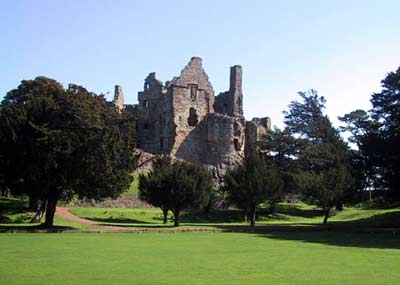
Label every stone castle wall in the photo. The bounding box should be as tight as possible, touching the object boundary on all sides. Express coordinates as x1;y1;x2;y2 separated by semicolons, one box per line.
109;57;270;176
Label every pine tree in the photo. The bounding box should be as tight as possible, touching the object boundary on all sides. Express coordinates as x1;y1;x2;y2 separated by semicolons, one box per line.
284;90;351;224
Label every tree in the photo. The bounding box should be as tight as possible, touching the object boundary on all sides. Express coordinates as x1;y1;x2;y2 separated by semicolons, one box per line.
0;77;137;226
262;127;300;206
369;67;400;199
139;157;213;227
339;67;400;201
283;90;352;224
138;156;173;224
339;110;379;201
222;156;284;226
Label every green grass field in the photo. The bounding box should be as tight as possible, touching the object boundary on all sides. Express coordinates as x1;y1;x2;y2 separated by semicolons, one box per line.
0;232;399;284
68;203;400;228
1;197;400;284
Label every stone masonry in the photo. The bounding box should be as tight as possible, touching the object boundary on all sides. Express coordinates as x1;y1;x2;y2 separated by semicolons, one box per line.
109;57;270;178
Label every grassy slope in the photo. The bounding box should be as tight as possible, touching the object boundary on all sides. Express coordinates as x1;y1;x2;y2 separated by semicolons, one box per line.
0;232;399;285
2;195;400;230
68;203;400;228
0;197;95;230
124;172;141;196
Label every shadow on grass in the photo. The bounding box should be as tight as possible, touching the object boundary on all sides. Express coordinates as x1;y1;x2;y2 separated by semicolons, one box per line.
0;197;29;215
275;204;323;218
98;223;175;228
0;224;75;233
329;211;400;228
254;227;400;250
83;217;155;224
180;209;248;223
210;210;400;250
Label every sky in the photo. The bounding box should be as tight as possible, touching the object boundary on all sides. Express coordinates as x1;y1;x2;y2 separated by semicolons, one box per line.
1;0;399;129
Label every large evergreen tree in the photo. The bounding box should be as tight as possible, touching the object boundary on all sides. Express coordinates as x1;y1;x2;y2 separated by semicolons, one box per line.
340;67;400;200
222;156;284;226
283;90;352;224
369;67;400;199
0;77;137;226
139;157;213;227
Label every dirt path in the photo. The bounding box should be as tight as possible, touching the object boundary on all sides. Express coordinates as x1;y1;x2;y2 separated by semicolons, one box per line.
55;207;133;231
55;207;99;225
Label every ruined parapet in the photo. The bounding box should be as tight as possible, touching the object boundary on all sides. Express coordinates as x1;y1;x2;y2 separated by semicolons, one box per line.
138;72;165;107
244;117;271;159
230;65;243;116
214;65;243;117
174;112;245;175
205;113;245;163
131;57;271;184
136;72;172;154
168;57;216;156
113;85;124;112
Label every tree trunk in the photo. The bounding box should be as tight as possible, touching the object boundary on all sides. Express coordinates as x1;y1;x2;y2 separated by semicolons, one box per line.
44;194;58;227
1;187;9;197
335;203;343;211
323;208;330;225
250;206;256;227
173;208;180;227
269;202;276;214
29;195;40;211
244;210;248;222
30;200;46;223
162;208;168;224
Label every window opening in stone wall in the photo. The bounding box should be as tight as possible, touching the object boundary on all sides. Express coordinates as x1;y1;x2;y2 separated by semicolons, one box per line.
160;138;163;151
143;100;149;108
188;108;198;126
189;84;198;101
144;123;149;130
234;138;240;151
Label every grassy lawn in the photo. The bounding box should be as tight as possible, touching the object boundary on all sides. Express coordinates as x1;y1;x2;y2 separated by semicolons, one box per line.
125;172;141;196
0;197;95;230
68;203;400;228
1;197;400;284
0;232;399;284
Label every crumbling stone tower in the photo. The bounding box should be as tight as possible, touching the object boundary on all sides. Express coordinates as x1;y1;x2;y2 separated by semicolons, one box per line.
113;85;124;112
110;57;270;175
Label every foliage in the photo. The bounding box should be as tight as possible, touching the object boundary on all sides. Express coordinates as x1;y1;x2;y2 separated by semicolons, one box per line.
0;77;137;226
369;67;400;199
222;157;284;226
263;127;300;199
340;67;400;200
139;156;213;226
283;90;352;224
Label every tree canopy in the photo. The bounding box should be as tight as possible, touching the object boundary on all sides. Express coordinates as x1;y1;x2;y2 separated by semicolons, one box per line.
282;90;352;224
0;77;137;226
222;156;284;226
139;157;213;226
340;67;400;200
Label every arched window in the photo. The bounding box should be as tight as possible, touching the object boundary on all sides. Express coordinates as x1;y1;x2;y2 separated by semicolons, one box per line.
189;84;198;101
188;108;198;126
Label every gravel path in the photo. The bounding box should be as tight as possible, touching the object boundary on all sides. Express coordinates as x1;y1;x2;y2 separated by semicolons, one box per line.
55;207;99;225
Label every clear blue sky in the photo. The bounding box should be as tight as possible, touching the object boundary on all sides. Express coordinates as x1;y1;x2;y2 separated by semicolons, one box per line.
1;0;399;128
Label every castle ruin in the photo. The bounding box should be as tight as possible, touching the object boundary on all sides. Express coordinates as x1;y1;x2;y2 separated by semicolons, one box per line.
111;57;270;177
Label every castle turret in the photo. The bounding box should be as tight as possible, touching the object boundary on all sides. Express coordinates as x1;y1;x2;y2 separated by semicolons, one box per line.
230;65;243;116
113;85;124;111
214;65;243;117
